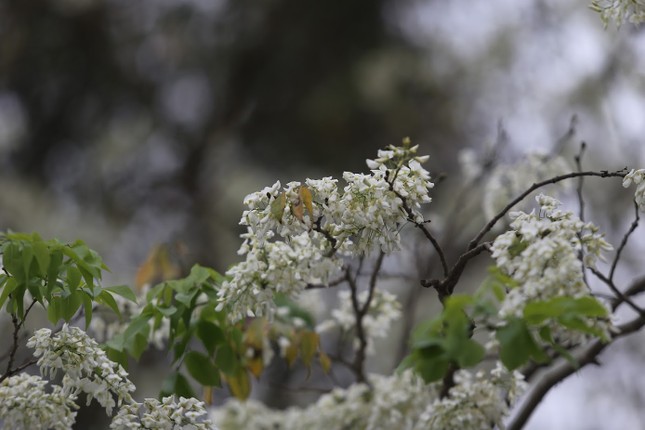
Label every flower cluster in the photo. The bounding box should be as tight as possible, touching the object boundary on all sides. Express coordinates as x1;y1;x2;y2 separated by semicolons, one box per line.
212;365;524;430
591;0;645;26
490;194;613;341
212;370;437;430
0;373;78;430
317;289;402;354
217;143;433;323
417;364;527;429
623;168;645;212
27;324;136;415
110;396;214;430
482;153;571;220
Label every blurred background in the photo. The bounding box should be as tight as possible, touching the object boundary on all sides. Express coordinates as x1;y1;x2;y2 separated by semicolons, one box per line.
1;0;645;428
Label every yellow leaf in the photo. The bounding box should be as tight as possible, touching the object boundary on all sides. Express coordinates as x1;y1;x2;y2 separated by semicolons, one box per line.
319;351;332;374
292;201;305;222
285;335;299;367
226;369;251;400
243;319;266;378
203;386;214;406
300;331;319;368
270;193;286;222
299;186;314;220
243;319;265;349
135;243;183;291
246;357;264;378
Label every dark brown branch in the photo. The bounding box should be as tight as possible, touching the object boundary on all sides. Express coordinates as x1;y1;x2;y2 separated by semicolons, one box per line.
574;142;588;285
421;242;490;301
0;312;22;383
347;252;385;384
610;200;640;282
589;267;645;318
620;276;645;303
507;312;645;430
469;169;628;251
388;180;449;277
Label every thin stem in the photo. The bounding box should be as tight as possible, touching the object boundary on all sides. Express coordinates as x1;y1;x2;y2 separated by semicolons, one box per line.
574;142;588;286
610;200;640;282
590;267;645;316
507;310;645;430
346;252;385;384
469;170;628;250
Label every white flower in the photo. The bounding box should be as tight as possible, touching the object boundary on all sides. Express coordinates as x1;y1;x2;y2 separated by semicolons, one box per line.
218;143;433;323
316;289;401;355
0;373;78;430
211;365;523;430
490;194;614;343
591;0;645;26
623;168;645;212
27;324;136;415
416;364;527;430
110;396;215;430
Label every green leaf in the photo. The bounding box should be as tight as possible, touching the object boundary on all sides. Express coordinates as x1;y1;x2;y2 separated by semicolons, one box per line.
21;244;34;280
104;285;137;303
97;290;122;318
215;342;238;375
126;332;150;360
196;320;225;355
270;193;286;222
33;240;50;276
0;277;16;311
184;351;221;386
47;296;62;325
124;314;153;341
160;372;196;399
82;293;93;329
61;291;83;321
416;354;450;382
497;318;548;370
46;250;63;296
454;339;486;368
156;305;178;317
66;266;82;292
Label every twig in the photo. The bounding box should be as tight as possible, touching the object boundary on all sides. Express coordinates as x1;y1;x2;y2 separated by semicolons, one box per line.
610;200;640;283
388;181;449;277
590;267;645;317
574;142;588;286
507;310;645;430
346;252;385;383
469;169;628;250
420;242;491;301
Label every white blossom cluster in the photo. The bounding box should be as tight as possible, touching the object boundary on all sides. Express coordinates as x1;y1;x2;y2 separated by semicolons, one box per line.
481;153;571;220
212;365;524;430
416;364;527;429
217;143;433;323
317;289;402;354
591;0;645;26
212;370;436;430
110;396;215;430
27;324;136;415
623;168;645;212
491;195;613;340
0;373;78;430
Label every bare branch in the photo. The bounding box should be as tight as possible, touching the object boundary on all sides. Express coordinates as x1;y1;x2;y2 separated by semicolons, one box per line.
508;282;645;430
469;169;628;250
610;200;640;282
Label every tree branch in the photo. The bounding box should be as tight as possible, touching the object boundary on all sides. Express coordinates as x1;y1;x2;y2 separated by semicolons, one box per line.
469;169;628;250
507;283;645;430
